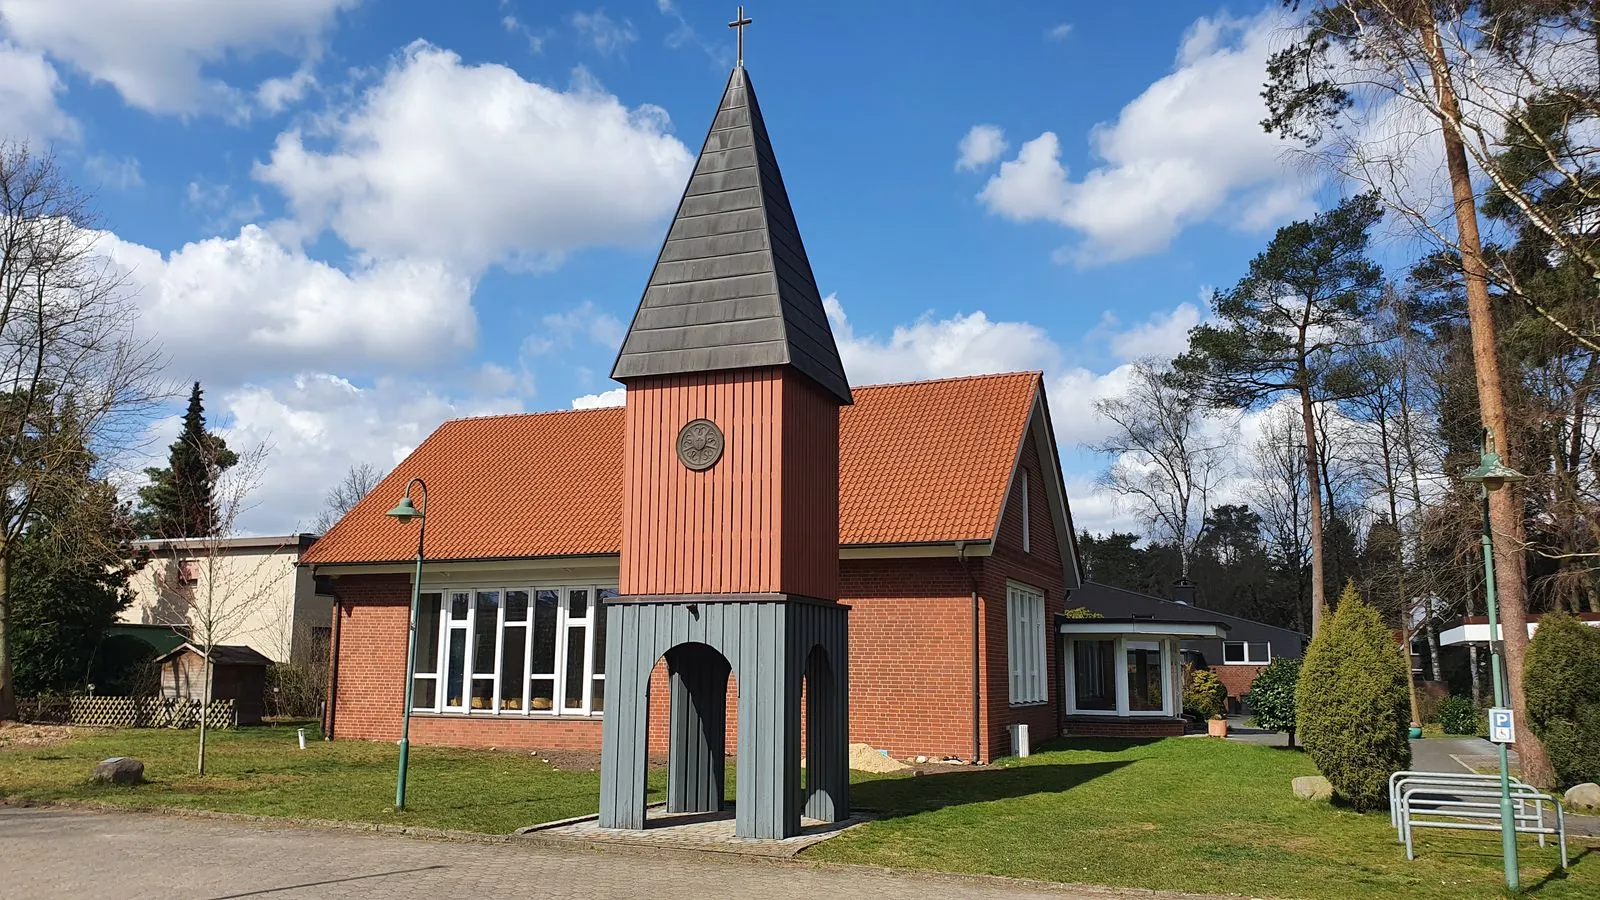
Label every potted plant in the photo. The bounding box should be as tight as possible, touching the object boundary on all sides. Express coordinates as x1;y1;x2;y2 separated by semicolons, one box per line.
1185;668;1229;736
1408;722;1423;739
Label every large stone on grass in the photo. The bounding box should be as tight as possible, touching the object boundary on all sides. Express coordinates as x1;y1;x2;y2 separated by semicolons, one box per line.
92;757;144;786
1293;775;1332;801
1565;783;1600;812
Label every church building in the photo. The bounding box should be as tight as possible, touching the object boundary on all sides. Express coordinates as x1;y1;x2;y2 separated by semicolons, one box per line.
304;58;1216;767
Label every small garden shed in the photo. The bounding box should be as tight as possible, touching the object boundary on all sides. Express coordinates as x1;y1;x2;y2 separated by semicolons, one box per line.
153;643;272;725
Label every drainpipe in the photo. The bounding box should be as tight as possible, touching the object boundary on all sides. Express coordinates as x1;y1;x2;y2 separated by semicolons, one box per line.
955;541;981;764
324;587;342;741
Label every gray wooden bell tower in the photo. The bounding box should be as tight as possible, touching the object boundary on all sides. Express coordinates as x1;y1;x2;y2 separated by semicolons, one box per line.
596;59;852;840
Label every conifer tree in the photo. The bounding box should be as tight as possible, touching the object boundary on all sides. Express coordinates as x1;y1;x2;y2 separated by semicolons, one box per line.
1296;582;1412;810
137;383;237;538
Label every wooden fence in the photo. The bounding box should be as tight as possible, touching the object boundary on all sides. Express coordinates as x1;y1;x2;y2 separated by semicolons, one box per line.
65;696;237;729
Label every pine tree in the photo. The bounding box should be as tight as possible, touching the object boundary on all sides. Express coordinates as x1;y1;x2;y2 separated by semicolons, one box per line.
137;383;238;538
1172;194;1385;635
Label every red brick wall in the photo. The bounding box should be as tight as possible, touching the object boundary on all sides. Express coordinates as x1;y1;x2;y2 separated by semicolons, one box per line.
983;434;1068;760
327;441;1075;765
1212;665;1264;708
839;557;976;760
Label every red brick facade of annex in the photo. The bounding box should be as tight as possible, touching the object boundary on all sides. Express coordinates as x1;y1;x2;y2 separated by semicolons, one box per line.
321;427;1068;763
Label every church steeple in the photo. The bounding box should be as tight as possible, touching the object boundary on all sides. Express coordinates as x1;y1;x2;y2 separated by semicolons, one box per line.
610;65;853;405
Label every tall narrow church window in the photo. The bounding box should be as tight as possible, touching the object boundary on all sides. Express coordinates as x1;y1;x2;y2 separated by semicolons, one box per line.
1020;471;1031;553
1007;582;1047;704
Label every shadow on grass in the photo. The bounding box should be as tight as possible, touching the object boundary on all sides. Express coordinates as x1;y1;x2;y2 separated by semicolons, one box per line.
850;761;1133;820
1526;847;1594;895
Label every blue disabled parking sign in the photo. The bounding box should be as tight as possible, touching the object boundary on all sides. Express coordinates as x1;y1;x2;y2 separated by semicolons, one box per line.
1489;707;1516;744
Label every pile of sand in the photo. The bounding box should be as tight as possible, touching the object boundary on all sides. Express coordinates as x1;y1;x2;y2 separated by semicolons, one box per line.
848;742;910;773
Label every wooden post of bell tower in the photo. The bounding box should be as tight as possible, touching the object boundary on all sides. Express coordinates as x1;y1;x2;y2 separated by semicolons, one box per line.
597;61;852;840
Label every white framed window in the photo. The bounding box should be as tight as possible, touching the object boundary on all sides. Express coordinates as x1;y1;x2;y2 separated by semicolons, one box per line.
1006;582;1047;705
1223;641;1271;665
410;582;616;716
1066;636;1180;718
1020;470;1031;553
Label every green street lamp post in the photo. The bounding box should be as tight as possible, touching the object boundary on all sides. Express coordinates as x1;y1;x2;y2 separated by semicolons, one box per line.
1461;432;1526;892
386;478;428;810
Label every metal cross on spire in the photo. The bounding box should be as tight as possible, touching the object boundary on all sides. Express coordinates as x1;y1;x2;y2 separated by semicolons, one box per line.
729;5;752;67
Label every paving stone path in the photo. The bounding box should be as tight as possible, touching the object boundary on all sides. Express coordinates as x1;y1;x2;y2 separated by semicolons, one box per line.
1;806;1219;900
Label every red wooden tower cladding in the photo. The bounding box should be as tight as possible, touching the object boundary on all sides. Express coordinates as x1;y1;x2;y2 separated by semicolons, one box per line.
598;54;854;840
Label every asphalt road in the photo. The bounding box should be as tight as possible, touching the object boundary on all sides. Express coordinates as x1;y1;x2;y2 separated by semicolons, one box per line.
0;806;1212;900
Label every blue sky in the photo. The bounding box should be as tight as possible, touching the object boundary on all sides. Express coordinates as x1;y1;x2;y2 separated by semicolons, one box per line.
0;0;1336;533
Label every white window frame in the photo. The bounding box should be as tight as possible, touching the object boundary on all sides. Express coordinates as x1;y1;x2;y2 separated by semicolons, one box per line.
1006;581;1048;705
410;582;617;717
408;591;444;712
1222;640;1271;665
1020;470;1031;553
1064;636;1179;718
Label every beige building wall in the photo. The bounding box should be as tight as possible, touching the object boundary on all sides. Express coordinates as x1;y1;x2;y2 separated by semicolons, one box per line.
121;535;333;664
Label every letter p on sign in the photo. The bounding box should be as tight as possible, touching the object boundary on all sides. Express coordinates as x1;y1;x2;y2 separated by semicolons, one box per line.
1489;707;1516;744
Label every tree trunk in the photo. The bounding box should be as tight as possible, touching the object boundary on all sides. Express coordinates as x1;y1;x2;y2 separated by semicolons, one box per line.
1426;600;1443;683
0;546;15;722
197;650;211;776
1299;388;1328;634
1421;17;1556;787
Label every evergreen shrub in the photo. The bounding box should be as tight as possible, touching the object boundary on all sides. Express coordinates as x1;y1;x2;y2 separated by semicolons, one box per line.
1247;657;1301;742
1436;695;1478;735
1523;611;1600;788
1184;668;1227;720
1296;583;1412;810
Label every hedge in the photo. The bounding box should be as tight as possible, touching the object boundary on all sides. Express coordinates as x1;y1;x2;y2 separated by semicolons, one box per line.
1523;611;1600;788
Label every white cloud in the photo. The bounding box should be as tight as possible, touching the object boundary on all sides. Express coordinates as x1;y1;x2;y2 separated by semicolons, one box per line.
0;40;75;142
97;225;475;384
1102;301;1203;362
84;153;142;189
211;373;524;532
255;41;693;273
977;10;1320;264
524;300;624;356
570;9;637;57
824;294;1060;386
0;0;354;115
1064;475;1143;535
955;124;1007;172
256;63;318;114
1047;23;1074;41
572;387;625;409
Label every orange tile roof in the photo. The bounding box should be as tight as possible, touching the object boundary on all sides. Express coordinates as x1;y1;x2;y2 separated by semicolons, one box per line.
302;372;1042;565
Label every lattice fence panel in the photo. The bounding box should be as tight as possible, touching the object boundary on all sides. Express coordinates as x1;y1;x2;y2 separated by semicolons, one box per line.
67;696;236;729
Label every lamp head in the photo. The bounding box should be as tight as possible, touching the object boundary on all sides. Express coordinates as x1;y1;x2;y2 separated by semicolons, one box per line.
386;496;422;523
1463;451;1527;492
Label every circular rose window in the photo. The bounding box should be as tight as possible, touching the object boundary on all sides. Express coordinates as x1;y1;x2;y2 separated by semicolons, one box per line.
676;418;724;471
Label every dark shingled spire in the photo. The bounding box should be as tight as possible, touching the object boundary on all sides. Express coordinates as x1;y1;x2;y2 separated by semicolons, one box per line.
610;66;852;405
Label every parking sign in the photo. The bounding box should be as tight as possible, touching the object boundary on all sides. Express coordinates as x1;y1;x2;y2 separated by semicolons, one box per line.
1489;707;1515;744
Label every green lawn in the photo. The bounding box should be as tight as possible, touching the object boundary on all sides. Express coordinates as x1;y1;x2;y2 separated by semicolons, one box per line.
1;726;1594;899
813;737;1597;900
0;724;659;834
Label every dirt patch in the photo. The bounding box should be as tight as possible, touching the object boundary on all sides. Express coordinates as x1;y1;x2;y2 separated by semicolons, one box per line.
0;722;78;751
522;748;613;772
